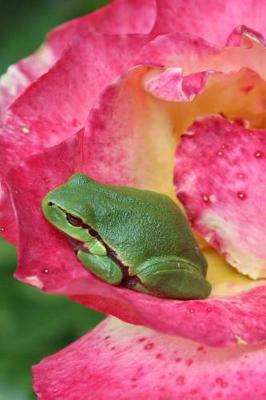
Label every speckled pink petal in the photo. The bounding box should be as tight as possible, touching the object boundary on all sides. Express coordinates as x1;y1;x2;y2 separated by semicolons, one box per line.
33;317;266;400
7;36;266;345
0;180;17;244
144;68;210;102
153;0;266;46
0;45;56;121
7;122;266;347
4;32;148;155
174;116;266;279
0;0;156;119
0;32;149;244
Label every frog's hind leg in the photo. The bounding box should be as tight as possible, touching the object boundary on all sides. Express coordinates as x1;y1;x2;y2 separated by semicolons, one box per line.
77;250;123;285
134;256;211;299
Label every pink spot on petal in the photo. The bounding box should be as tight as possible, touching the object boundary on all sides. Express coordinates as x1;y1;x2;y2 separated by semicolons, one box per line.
185;359;193;366
144;342;155;350
216;377;228;388
176;375;186;385
197;346;205;352
137;337;147;343
241;84;254;93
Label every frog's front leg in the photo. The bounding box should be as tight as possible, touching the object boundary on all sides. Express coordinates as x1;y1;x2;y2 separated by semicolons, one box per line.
77;250;123;285
134;256;211;299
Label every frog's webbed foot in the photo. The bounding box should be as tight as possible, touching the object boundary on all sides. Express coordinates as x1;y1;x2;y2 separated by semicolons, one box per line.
134;256;212;299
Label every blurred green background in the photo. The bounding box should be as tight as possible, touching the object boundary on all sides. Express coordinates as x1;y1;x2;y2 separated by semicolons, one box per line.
0;1;109;399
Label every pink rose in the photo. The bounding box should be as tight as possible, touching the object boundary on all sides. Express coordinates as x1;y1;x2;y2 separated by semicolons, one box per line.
2;0;266;398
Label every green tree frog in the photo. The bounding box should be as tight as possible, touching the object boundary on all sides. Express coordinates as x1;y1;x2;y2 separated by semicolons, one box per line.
42;173;211;299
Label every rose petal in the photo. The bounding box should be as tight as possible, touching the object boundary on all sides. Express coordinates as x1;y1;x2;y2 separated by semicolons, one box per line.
6;124;266;346
4;28;266;244
33;317;266;400
0;45;56;121
144;68;210;102
6;30;266;345
226;25;266;48
174;115;266;279
0;0;156;120
49;0;157;51
0;180;17;244
0;32;149;243
153;0;266;46
4;32;148;157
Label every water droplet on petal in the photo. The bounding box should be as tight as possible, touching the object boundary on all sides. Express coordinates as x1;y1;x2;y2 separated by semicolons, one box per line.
0;227;5;232
217;150;223;156
21;126;30;134
255;151;263;158
202;194;209;203
238;173;245;179
237;191;246;200
43;268;49;274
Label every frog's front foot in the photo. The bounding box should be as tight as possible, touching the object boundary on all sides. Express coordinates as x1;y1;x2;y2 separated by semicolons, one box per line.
133;256;212;299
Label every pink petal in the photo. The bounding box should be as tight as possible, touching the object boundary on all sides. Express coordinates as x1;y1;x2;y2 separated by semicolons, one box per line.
49;0;157;51
0;0;156;120
5;32;148;153
153;0;266;46
6;31;266;344
6;123;266;346
226;25;266;48
33;317;266;400
137;32;218;70
4;27;265;244
0;180;17;244
144;68;210;102
174;116;266;279
0;32;149;243
0;45;56;121
0;0;155;243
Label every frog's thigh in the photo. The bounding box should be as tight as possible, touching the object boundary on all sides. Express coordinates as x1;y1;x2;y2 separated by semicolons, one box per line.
77;250;123;285
136;256;211;299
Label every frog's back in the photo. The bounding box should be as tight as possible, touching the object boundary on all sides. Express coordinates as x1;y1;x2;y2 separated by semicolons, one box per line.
90;185;206;273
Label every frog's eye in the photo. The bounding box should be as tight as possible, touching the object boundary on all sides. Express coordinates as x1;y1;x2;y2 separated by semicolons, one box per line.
66;213;84;227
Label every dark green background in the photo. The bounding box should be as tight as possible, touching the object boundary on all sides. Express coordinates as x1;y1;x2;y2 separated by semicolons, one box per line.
0;1;109;399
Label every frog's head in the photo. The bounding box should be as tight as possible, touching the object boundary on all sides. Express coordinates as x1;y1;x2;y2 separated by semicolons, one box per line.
42;173;104;242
